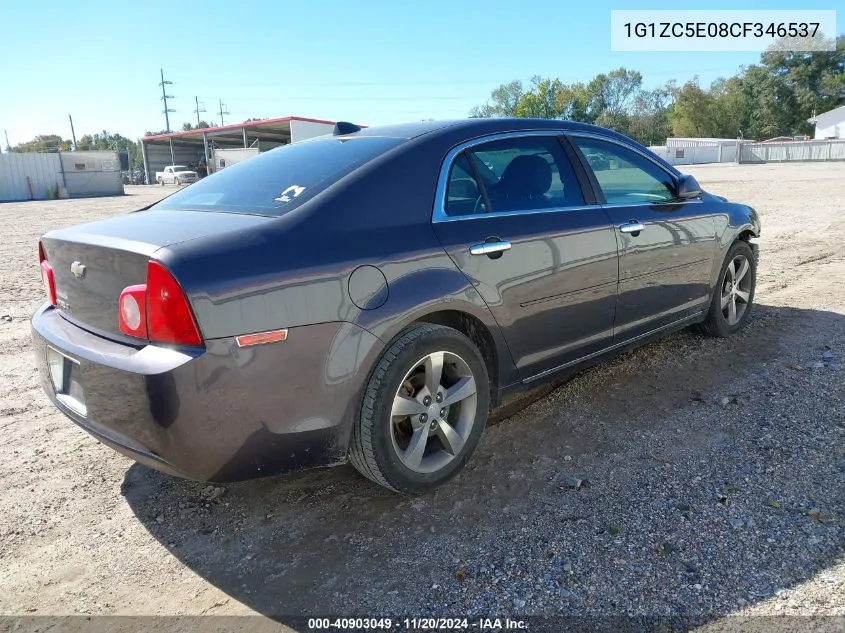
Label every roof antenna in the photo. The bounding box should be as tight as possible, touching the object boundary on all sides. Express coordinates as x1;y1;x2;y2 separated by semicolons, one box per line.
333;121;361;135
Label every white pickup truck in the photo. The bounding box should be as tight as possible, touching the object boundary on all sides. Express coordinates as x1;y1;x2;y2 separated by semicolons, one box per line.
155;165;198;186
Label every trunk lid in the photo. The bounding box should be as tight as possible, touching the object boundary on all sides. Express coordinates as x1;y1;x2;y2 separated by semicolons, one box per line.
41;209;271;341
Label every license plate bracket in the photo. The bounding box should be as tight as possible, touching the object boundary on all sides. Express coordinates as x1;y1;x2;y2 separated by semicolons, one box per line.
46;347;87;417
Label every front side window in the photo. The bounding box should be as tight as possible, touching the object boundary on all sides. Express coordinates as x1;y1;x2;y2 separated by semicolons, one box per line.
443;136;585;217
572;137;675;205
153;136;402;216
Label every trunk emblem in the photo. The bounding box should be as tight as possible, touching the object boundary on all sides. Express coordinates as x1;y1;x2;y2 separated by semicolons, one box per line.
70;261;86;278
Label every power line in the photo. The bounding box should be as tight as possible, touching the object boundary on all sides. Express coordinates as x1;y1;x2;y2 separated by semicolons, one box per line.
218;99;230;126
159;68;175;133
194;96;206;127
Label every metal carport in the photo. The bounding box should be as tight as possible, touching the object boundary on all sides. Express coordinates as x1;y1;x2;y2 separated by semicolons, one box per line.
140;116;349;184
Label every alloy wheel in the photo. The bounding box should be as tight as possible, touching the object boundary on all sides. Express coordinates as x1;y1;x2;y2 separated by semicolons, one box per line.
389;351;478;474
720;254;752;325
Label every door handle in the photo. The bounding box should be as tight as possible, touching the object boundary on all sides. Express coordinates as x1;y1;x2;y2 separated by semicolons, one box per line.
469;240;511;256
619;222;646;234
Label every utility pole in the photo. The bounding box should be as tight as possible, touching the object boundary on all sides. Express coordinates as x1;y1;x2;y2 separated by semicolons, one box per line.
159;68;175;133
68;114;77;150
194;96;206;128
2;130;8;152
218;99;230;126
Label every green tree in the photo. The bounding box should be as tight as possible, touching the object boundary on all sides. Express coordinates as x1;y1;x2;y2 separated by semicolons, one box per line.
627;87;672;146
76;130;141;168
554;82;592;122
75;130;134;151
759;34;845;133
9;134;69;153
708;76;752;138
514;76;567;118
586;68;643;123
470;80;525;117
180;121;212;131
468;33;844;143
742;65;800;139
668;78;718;137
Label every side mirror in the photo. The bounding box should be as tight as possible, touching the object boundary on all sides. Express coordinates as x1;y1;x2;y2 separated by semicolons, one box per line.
676;174;701;200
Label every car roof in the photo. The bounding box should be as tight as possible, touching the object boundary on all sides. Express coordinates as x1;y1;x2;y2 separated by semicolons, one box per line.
345;118;680;177
351;118;625;140
352;120;468;139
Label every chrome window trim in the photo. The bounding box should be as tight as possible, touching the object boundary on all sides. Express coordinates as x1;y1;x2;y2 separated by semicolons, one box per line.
435;203;600;223
432;130;595;224
601;198;703;208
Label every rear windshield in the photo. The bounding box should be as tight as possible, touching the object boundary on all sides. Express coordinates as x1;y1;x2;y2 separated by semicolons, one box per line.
152;136;402;216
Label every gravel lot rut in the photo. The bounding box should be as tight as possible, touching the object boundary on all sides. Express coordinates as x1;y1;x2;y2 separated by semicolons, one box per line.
1;163;843;628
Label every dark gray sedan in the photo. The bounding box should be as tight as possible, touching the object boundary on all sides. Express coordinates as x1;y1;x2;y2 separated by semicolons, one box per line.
31;118;760;494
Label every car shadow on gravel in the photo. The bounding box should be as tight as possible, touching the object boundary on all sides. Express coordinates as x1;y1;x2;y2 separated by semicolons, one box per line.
123;303;845;621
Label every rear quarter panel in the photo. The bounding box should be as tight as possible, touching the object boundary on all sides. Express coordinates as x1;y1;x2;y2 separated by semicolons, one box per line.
158;133;520;450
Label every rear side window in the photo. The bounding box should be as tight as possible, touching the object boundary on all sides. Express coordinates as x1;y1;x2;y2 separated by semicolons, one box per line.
445;153;488;216
152;136;402;216
443;136;584;217
572;137;676;205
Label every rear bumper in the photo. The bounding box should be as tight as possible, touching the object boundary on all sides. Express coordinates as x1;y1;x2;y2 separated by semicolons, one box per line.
31;304;383;482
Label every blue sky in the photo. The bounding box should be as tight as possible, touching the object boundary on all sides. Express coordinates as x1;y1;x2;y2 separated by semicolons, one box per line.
0;0;841;144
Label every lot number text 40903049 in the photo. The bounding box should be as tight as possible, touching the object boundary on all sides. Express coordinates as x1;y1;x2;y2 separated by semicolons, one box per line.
306;617;528;630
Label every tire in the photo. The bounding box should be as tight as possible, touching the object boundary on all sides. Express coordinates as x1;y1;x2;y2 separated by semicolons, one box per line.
698;240;756;337
349;324;490;494
175;177;181;186
157;177;163;186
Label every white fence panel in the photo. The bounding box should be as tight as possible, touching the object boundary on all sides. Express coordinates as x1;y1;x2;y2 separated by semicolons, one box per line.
0;153;62;202
648;146;670;161
721;145;737;162
645;140;845;165
0;151;124;202
648;143;737;165
693;146;719;164
739;140;845;163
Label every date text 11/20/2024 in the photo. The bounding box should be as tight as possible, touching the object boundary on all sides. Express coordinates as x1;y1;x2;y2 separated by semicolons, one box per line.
306;618;528;630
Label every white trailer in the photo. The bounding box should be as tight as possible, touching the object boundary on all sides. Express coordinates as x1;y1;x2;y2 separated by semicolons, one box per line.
212;148;260;171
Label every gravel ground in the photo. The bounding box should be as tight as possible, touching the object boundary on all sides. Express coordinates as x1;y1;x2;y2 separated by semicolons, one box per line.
1;163;843;629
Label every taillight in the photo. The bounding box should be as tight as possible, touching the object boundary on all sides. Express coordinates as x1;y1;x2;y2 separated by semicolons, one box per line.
39;241;57;306
146;261;202;346
117;261;202;346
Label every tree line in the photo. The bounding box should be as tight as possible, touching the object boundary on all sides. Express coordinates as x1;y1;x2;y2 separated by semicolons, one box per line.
470;35;844;145
3;118;271;167
4;131;144;168
2;122;221;168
